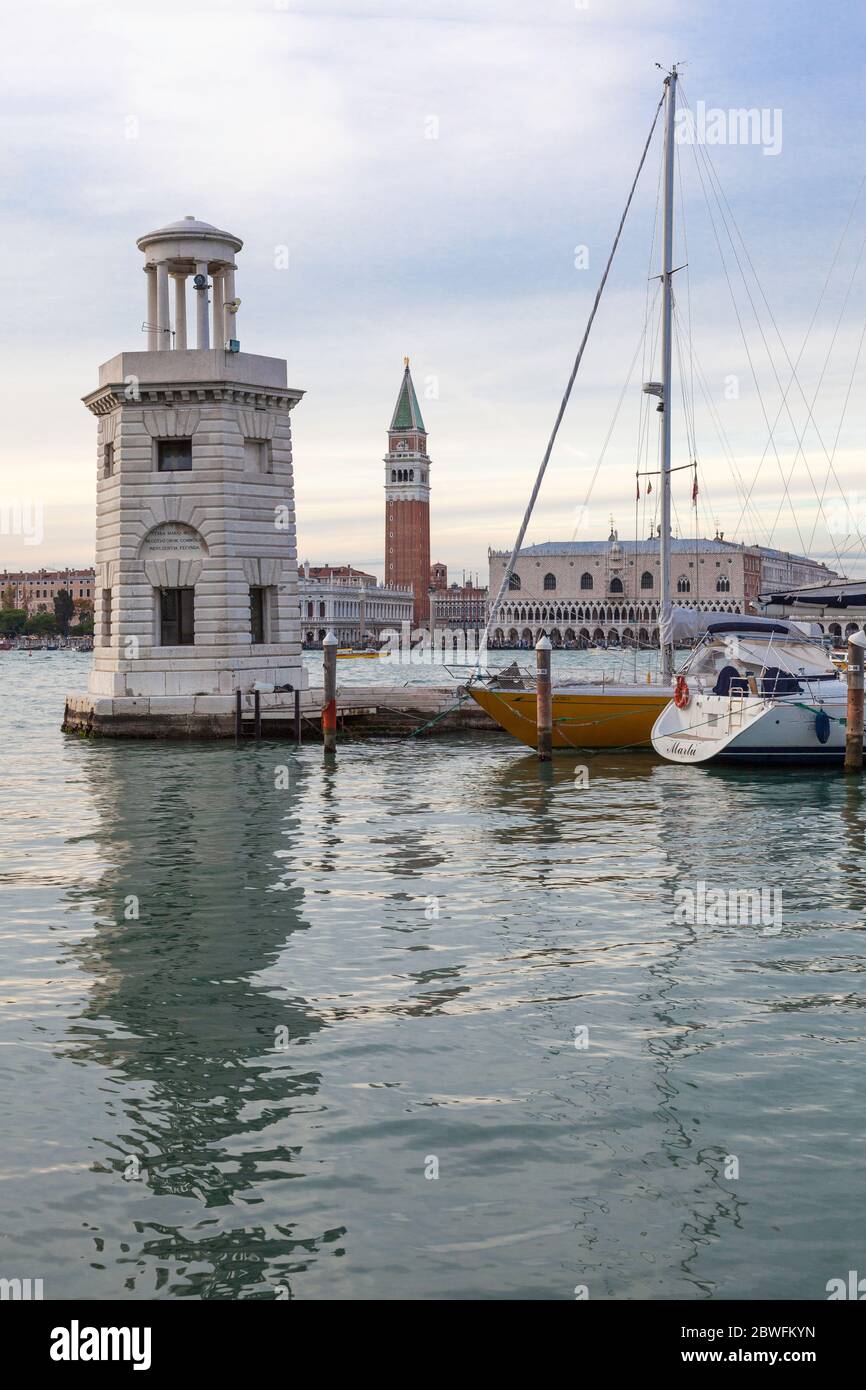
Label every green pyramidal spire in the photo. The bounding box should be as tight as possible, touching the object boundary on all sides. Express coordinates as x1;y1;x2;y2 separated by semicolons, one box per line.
390;358;426;432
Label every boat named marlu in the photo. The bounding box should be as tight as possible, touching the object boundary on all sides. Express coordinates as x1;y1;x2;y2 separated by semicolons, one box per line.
651;617;855;764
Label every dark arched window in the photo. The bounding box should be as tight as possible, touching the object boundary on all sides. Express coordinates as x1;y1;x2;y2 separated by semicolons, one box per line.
609;576;623;594
640;570;653;590
508;573;521;591
677;576;691;593
716;576;730;593
580;572;593;591
543;573;556;591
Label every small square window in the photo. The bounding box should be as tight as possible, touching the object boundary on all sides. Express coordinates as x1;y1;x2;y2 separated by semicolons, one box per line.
157;439;192;472
103;442;114;478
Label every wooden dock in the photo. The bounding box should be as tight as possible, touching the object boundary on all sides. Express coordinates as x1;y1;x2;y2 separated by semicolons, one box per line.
239;685;500;739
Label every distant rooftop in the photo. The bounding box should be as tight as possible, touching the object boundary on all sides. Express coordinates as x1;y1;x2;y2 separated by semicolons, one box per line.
500;539;835;567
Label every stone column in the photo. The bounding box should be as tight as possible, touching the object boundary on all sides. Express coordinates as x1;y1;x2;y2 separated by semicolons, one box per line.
145;266;158;350
173;275;187;350
156;261;170;350
195;262;209;349
212;270;225;349
223;264;237;344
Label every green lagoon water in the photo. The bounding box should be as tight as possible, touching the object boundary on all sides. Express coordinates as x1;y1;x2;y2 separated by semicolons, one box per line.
2;650;865;1300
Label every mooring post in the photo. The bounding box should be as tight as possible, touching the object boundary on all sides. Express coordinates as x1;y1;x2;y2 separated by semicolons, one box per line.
294;688;301;745
536;634;552;761
254;688;262;740
235;689;242;746
323;631;338;757
844;631;866;772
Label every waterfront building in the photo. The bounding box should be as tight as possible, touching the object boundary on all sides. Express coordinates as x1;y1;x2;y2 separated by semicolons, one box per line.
65;215;306;732
298;562;412;646
750;545;839;595
303;562;377;587
384;359;431;627
431;578;489;632
2;567;95;616
487;532;838;646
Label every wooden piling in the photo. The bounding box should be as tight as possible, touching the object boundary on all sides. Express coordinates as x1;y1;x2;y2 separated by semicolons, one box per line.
845;632;866;772
536;635;552;761
235;689;242;745
294;688;301;745
254;688;262;740
323;631;338;756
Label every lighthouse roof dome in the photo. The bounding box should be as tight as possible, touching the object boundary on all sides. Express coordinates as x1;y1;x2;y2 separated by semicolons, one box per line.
136;215;243;255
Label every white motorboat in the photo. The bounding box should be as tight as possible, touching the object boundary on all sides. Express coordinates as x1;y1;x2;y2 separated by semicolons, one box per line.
651;617;854;765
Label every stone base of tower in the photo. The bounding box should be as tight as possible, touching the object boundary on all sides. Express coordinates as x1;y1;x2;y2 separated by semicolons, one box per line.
62;687;305;739
86;654;307;699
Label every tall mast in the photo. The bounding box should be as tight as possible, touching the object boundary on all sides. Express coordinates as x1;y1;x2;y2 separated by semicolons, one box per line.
659;65;678;679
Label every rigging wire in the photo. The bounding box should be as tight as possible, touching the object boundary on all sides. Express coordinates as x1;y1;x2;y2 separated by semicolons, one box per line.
682;317;770;544
476;89;666;670
806;314;866;558
572;281;662;541
678;111;811;559
679;80;866;568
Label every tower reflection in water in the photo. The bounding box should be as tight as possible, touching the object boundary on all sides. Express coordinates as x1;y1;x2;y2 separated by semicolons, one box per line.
63;740;342;1300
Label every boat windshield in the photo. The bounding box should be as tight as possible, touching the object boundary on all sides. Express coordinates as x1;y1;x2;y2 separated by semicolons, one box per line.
684;633;837;682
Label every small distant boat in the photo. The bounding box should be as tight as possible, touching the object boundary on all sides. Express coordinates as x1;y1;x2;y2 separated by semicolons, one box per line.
337;648;381;659
0;639;13;651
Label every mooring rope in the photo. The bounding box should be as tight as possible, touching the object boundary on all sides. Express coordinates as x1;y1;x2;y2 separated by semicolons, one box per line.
406;693;470;739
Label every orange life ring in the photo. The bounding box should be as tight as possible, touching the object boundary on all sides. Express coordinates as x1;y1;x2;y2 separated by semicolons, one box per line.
674;675;691;709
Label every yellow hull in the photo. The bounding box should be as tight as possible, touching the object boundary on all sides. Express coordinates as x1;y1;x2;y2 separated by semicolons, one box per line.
468;684;670;750
336;650;380;659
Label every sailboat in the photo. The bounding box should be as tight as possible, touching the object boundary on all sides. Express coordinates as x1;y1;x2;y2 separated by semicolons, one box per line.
468;66;686;750
650;617;854;764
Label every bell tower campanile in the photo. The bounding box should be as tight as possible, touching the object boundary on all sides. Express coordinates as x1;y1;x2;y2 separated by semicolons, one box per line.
384;358;431;627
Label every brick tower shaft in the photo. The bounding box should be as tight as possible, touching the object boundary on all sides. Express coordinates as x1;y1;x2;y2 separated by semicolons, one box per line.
384;359;431;627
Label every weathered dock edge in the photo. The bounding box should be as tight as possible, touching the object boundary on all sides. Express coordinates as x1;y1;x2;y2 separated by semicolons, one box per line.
62;686;502;739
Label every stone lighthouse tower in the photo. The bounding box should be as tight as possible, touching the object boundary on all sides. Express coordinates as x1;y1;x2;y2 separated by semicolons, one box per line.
65;215;306;735
384;358;431;627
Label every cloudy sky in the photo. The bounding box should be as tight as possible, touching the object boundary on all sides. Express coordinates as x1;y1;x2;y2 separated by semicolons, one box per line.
3;0;866;581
